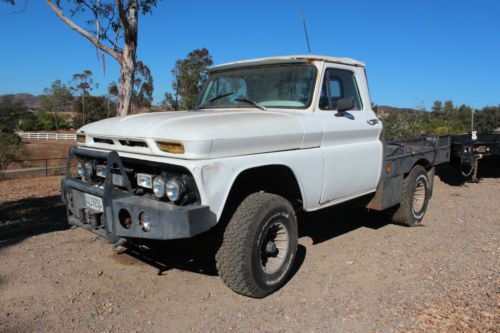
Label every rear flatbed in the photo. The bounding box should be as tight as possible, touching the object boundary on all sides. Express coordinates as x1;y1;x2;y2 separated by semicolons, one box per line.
367;135;450;211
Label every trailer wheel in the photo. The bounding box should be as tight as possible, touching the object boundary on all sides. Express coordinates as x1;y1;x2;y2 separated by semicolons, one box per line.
390;165;430;227
215;192;298;298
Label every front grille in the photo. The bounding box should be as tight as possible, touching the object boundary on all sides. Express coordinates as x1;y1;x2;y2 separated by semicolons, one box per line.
93;137;114;144
119;139;148;148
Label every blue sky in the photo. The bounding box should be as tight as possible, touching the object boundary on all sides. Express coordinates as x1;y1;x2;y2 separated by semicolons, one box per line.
1;0;499;109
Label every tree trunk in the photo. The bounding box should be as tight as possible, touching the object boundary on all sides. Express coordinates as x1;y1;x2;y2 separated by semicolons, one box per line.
82;93;86;124
116;2;138;117
52;110;59;132
116;46;135;117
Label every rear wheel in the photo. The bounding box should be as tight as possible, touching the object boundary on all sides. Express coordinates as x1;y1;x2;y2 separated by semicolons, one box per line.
390;165;430;227
215;193;298;298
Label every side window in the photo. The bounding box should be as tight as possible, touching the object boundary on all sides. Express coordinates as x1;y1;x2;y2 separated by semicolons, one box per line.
319;68;362;110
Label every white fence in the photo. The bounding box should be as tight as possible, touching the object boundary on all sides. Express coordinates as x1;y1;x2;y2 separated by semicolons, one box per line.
16;132;76;141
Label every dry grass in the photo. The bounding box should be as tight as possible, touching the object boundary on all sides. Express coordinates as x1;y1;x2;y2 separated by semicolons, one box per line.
22;140;74;160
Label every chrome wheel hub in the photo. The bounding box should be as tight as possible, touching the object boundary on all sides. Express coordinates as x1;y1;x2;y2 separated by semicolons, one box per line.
413;180;426;213
260;220;290;275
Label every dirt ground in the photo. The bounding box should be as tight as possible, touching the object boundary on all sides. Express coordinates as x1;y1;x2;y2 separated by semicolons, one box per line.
0;161;499;332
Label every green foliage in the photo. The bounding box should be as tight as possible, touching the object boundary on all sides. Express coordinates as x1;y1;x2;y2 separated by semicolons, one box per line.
161;92;178;110
443;100;454;113
71;70;97;96
18;111;70;131
165;48;213;110
475;106;500;133
431;100;442;114
40;80;74;131
0;95;28;131
0;130;26;169
35;110;57;130
71;70;98;124
0;96;27;169
132;61;154;112
382;100;500;140
383;111;425;141
72;96;115;128
15;81;73;130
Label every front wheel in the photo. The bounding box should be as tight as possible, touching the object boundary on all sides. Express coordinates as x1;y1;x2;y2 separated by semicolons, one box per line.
215;193;298;298
389;165;431;227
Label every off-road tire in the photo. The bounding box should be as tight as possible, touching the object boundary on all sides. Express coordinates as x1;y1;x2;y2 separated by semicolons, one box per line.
215;193;298;298
390;165;430;227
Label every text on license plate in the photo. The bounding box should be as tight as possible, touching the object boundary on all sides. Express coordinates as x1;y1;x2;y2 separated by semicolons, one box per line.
84;193;103;212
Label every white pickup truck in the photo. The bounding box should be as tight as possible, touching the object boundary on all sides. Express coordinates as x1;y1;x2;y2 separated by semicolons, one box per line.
61;55;450;298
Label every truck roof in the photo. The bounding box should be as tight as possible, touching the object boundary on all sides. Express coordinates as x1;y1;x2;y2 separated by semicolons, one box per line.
210;55;365;72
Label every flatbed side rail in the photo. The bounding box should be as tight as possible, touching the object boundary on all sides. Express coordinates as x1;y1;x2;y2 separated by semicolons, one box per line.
385;135;450;166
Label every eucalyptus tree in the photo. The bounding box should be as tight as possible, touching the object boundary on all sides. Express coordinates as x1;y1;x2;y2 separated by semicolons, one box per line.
3;0;160;117
71;70;98;124
165;48;213;110
108;60;153;114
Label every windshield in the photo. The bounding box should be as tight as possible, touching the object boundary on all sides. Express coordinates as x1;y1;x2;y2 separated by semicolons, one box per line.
196;64;317;110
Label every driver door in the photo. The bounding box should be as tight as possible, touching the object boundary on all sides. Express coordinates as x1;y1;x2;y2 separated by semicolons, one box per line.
318;65;383;204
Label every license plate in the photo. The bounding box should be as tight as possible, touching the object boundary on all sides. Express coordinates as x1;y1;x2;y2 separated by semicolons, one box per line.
84;193;103;212
476;146;486;153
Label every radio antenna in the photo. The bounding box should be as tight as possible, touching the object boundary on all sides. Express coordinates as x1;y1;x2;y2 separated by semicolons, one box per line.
300;9;312;54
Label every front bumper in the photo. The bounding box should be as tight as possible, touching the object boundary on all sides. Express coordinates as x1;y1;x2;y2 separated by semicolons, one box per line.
61;147;217;242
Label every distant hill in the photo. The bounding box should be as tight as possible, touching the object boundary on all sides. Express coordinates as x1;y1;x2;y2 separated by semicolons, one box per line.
376;105;424;116
0;93;42;110
0;93;79;113
1;93;425;116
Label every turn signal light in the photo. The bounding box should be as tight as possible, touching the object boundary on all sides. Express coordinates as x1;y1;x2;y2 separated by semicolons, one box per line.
156;141;185;154
77;133;86;143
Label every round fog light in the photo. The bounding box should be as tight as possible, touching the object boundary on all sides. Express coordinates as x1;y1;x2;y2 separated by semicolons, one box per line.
166;179;183;202
152;176;166;198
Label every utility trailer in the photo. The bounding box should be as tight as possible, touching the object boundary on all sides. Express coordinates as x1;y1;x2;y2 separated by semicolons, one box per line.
451;133;500;181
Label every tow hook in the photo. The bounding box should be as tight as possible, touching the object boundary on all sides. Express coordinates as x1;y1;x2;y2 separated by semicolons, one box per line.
112;238;128;254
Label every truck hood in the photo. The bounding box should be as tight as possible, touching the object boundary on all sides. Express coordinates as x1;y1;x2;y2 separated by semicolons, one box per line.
79;109;306;159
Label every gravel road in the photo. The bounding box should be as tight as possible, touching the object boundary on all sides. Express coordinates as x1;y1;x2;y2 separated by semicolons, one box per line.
0;162;499;332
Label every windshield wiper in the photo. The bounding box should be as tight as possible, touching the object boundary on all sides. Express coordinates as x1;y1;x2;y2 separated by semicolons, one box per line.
235;97;267;111
194;91;234;110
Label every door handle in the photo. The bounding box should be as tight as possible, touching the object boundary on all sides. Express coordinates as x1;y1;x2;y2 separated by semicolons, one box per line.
367;119;379;125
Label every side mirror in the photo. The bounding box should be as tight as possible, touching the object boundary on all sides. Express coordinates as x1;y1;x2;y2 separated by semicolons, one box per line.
337;97;354;112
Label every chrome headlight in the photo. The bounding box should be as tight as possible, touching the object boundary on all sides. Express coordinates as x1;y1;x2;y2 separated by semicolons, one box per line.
96;165;106;178
166;178;185;202
137;173;153;189
152;177;166;198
